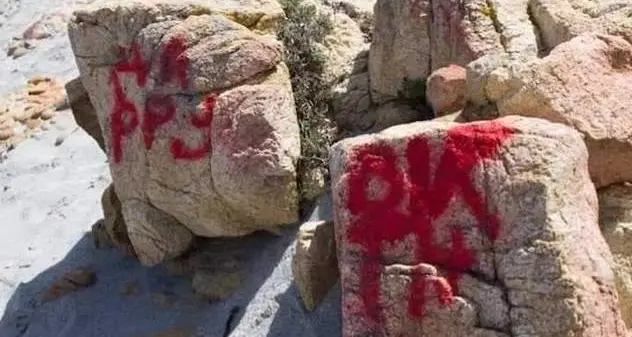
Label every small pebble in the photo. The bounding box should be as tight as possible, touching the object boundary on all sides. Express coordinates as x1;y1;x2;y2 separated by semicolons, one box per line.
25;118;41;130
54;135;65;146
40;109;54;120
0;127;14;140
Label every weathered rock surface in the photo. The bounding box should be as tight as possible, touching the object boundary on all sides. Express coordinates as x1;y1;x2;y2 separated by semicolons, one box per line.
464;33;632;188
368;0;541;104
97;184;135;257
331;51;371;133
292;220;339;311
529;0;632;52
322;12;368;84
68;1;301;265
368;0;632;105
330;116;626;336
426;64;467;117
599;183;632;328
325;0;375;38
66;77;105;151
369;0;431;103
431;0;539;69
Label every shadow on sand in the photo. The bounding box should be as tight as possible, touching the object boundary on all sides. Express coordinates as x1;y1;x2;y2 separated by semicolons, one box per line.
0;192;341;337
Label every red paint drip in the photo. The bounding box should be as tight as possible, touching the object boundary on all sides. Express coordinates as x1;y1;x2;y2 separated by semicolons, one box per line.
160;35;189;89
346;121;516;325
142;94;177;149
169;94;216;160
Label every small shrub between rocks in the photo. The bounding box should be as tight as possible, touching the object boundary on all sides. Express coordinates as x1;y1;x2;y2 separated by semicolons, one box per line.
397;77;427;109
278;0;336;204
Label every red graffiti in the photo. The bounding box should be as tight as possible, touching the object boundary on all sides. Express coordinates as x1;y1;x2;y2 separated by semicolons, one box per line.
346;121;515;323
109;35;215;163
170;94;215;160
142;94;176;150
159;36;189;89
110;44;148;163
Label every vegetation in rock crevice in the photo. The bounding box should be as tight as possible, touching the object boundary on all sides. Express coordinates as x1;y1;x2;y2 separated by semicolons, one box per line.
397;77;428;111
277;0;336;203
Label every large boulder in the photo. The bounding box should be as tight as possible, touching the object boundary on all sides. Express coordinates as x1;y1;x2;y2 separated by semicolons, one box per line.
368;0;540;104
464;33;632;188
368;0;632;105
431;0;539;69
529;0;632;52
330;116;626;336
599;183;632;328
68;0;301;265
321;12;369;84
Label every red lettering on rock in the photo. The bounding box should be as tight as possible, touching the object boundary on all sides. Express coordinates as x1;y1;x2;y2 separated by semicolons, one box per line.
142;94;177;150
159;35;189;89
114;44;150;87
170;95;216;160
346;121;515;324
110;44;151;163
109;35;201;162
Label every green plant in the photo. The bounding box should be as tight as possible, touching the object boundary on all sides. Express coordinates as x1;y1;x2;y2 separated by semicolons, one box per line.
480;1;498;22
277;0;335;202
397;77;427;108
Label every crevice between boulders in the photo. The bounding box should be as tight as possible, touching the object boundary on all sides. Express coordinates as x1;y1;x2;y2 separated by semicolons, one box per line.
526;0;547;56
485;0;507;52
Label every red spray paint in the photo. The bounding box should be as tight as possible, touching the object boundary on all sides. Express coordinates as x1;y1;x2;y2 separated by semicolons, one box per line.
109;35;216;162
142;94;177;150
109;44;150;163
169;94;216;160
346;121;515;323
159;35;189;89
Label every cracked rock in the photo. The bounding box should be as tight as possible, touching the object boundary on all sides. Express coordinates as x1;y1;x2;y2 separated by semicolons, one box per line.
369;0;540;104
464;33;632;188
67;1;300;266
330;116;626;336
599;183;632;329
369;0;432;104
66;77;105;151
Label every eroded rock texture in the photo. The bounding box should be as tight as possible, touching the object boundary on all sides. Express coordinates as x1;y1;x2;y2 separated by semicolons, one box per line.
368;0;632;103
330;116;626;336
599;183;632;329
464;33;632;188
68;0;301;265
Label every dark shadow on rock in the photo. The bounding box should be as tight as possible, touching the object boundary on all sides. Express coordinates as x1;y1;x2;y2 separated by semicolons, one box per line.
0;225;294;337
331;50;433;141
330;50;373;137
265;282;342;337
261;190;341;337
300;189;334;224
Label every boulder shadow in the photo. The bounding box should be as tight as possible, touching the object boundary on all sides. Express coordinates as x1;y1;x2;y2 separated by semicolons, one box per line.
263;189;342;337
264;282;342;337
0;225;295;337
